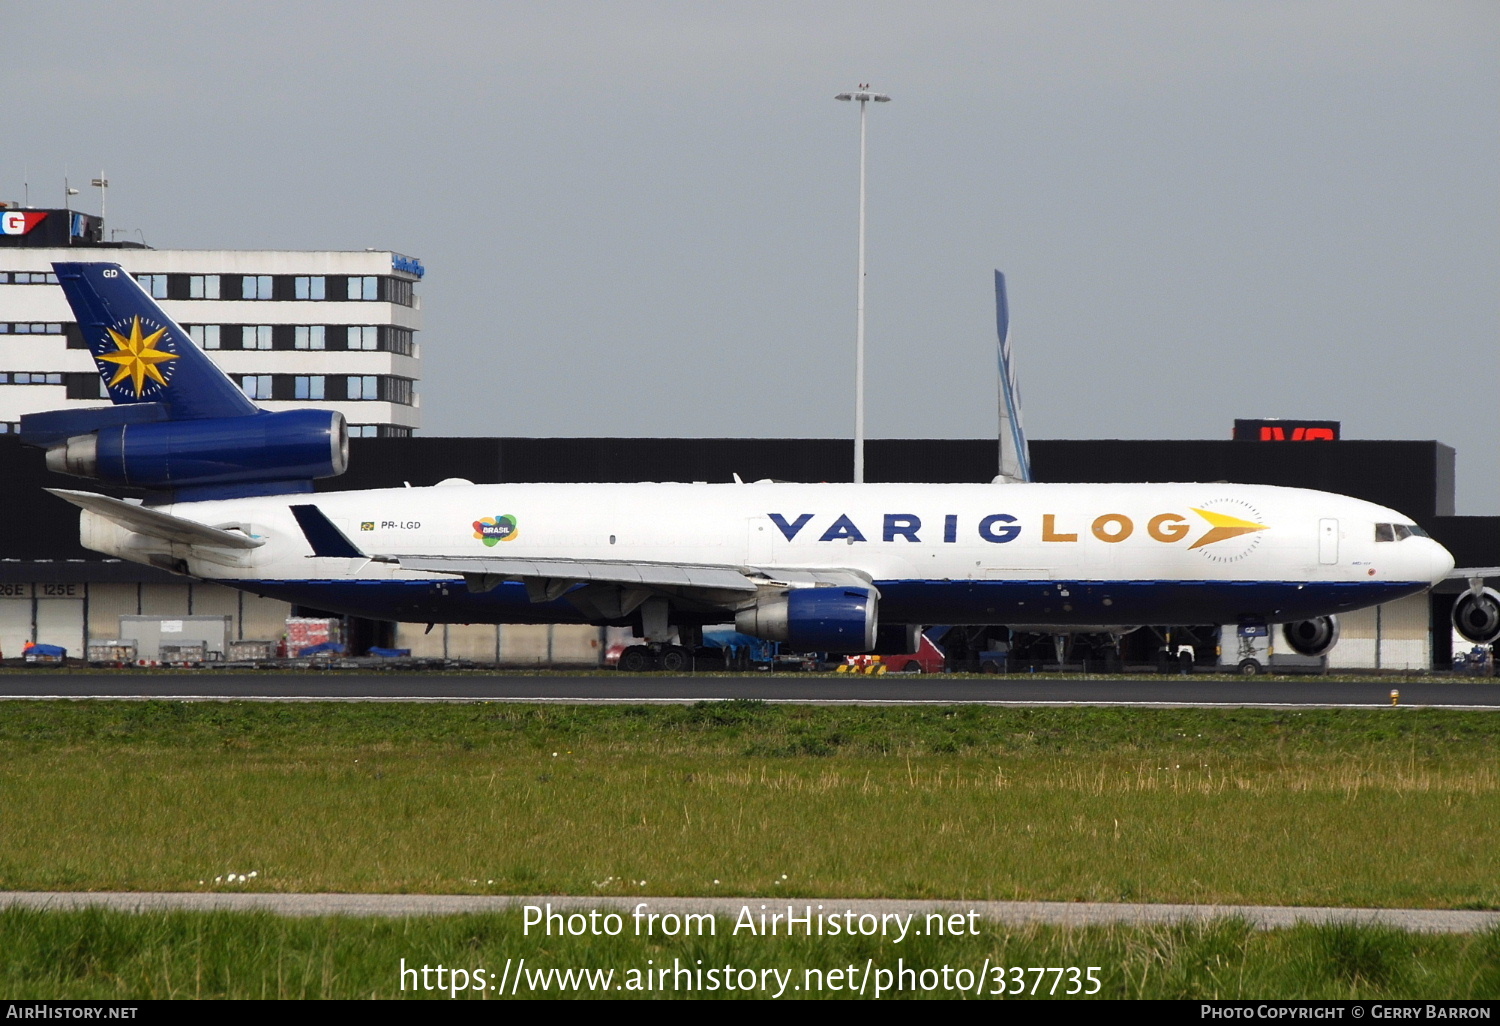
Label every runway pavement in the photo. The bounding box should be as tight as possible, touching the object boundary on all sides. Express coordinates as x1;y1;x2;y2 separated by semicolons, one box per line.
2;891;1495;932
0;670;1496;707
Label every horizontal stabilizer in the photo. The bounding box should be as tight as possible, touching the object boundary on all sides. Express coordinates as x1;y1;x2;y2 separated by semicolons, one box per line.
289;505;366;558
390;555;757;592
46;488;263;550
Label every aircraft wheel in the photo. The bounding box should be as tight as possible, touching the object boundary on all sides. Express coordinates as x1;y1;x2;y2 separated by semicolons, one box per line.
658;647;690;673
979;660;1001;675
618;646;652;672
1178;651;1194;675
903;660;923;674
1237;658;1262;676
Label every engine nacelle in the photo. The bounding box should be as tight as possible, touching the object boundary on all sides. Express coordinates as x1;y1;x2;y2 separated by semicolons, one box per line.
1282;615;1340;657
46;410;348;490
1452;588;1500;645
736;587;877;653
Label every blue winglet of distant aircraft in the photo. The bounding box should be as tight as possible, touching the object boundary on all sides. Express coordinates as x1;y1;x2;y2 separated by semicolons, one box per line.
994;270;1032;483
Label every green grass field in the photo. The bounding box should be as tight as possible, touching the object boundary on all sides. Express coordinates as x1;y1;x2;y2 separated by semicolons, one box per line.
0;702;1496;907
2;908;1497;999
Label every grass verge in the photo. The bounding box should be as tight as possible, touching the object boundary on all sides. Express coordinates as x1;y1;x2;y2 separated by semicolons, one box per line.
1;908;1497;999
0;702;1496;906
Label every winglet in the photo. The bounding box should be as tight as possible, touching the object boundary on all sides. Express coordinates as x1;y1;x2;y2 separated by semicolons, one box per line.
289;505;365;558
995;270;1032;483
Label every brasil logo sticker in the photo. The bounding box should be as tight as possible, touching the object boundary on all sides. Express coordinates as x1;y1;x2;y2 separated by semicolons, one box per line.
473;515;519;546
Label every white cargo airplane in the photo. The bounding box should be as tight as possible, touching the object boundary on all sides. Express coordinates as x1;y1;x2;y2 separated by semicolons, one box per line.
22;262;1480;669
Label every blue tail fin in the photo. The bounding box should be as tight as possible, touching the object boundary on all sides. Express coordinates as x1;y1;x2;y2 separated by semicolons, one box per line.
53;261;259;420
994;270;1032;483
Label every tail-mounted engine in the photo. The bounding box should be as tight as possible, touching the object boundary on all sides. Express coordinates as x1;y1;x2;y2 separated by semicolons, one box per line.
1282;615;1340;658
40;409;348;494
1452;588;1500;645
735;587;877;653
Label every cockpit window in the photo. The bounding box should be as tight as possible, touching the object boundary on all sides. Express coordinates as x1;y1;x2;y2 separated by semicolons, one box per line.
1375;522;1426;541
1407;524;1430;538
1375;523;1396;542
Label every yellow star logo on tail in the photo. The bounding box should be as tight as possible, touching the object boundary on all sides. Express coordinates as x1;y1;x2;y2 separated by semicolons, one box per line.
1189;507;1269;550
98;317;178;396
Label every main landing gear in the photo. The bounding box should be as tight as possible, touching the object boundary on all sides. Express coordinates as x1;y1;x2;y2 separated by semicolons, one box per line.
617;644;695;672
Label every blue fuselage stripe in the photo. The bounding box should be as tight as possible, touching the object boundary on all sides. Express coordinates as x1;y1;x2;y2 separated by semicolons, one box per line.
228;577;1430;627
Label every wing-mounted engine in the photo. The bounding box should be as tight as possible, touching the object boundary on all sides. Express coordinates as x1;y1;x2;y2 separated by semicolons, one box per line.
735;586;878;653
1452;587;1500;645
1282;615;1340;657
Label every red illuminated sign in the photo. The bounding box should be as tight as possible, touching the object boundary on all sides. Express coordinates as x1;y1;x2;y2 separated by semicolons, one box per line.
1232;419;1339;442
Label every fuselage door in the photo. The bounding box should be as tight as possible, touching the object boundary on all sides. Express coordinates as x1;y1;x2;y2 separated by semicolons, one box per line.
1318;518;1339;565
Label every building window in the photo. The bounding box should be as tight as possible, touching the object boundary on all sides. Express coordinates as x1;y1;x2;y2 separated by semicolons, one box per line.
388;278;414;307
294;276;326;301
386;377;414;405
65;373;104;399
242;325;272;350
188;275;221;299
389;327;413;355
4;372;64;384
135;274;168;298
294;325;326;350
6;271;59;284
240;374;272;399
188;325;221;350
243;275;273;300
347;375;378;400
3;323;63;334
349;325;378;351
349;425;380;438
294;375;325;400
348;276;378;301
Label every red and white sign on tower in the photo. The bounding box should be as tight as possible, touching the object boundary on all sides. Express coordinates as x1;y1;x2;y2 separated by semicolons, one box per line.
0;210;48;235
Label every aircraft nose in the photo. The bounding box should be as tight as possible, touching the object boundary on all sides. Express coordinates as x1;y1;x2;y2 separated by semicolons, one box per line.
1428;539;1456;585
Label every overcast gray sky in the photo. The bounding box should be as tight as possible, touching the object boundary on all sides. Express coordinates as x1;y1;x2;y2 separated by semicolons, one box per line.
7;1;1496;511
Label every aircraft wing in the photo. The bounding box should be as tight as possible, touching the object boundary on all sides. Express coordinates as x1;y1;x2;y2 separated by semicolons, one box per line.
1450;567;1500;587
290;503;873;605
388;555;758;593
47;488;264;550
386;555;875;596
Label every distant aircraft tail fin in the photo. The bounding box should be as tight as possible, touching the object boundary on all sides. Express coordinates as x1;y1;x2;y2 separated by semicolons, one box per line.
994;270;1032;483
51;261;259;421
